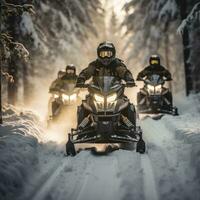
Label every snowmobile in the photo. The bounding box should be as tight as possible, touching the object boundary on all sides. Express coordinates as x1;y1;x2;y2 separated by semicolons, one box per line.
48;81;80;126
66;76;146;156
137;74;178;118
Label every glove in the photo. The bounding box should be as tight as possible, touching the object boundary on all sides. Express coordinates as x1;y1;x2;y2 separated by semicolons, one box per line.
164;76;172;81
49;88;59;93
76;77;85;88
76;82;85;88
167;77;173;81
136;76;142;81
126;81;136;87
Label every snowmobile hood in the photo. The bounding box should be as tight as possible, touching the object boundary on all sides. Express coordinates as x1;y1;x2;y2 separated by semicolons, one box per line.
61;81;79;95
91;76;121;94
146;74;165;86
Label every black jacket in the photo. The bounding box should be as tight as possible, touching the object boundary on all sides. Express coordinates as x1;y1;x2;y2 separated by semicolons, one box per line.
77;58;134;84
137;65;172;81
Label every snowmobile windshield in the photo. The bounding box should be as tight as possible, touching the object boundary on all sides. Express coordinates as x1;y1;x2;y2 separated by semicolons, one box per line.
146;74;164;86
61;81;77;94
93;76;121;93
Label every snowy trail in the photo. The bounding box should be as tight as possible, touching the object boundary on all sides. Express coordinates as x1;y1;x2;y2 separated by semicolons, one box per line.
141;154;159;200
15;114;200;200
141;117;200;200
31;160;68;200
76;155;121;200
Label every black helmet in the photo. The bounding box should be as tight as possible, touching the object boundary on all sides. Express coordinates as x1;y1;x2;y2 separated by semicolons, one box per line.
57;70;65;78
66;64;76;74
97;41;116;66
149;55;160;65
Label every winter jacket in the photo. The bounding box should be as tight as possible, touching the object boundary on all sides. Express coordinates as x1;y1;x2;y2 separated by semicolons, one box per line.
49;74;77;92
137;65;172;81
76;58;135;84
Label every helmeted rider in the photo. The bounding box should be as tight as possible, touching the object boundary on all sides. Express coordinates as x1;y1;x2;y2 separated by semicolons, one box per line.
48;64;78;122
76;41;135;87
49;64;77;92
137;55;172;81
61;64;78;80
75;42;137;129
136;55;174;112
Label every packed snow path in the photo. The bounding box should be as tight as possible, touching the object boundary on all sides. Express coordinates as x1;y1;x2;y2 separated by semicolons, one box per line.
16;116;200;200
1;106;200;200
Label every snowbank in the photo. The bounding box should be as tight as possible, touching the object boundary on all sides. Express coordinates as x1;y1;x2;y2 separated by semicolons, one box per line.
162;94;200;183
0;106;43;200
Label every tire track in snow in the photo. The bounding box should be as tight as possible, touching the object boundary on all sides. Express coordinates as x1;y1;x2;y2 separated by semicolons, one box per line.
30;159;71;200
141;154;159;200
75;154;121;200
18;154;64;200
27;152;90;200
141;117;194;200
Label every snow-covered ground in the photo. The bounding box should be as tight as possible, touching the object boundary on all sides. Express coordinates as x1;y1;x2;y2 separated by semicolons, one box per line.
0;96;200;200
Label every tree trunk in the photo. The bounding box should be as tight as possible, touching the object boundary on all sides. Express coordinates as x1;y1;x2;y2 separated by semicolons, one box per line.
0;2;3;124
164;33;172;91
23;61;32;105
0;58;2;124
7;15;20;105
179;0;192;95
8;56;18;105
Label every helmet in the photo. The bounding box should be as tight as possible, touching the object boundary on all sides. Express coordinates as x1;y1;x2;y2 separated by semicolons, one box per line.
149;55;160;65
57;70;65;78
97;41;116;66
66;64;76;74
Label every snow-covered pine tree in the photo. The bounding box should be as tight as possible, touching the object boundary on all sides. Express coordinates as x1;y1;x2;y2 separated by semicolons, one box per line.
2;0;104;106
122;0;185;93
18;0;104;104
0;0;33;121
177;0;200;94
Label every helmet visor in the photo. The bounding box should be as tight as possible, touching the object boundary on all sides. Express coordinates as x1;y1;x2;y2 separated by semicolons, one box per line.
150;60;159;65
99;50;113;58
66;69;75;74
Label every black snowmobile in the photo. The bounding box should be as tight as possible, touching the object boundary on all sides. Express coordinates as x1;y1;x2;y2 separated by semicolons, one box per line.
48;81;80;126
137;74;178;118
66;76;145;156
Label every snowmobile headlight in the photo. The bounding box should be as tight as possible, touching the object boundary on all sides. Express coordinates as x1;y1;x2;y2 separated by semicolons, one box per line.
155;85;162;90
54;94;59;99
147;85;154;91
107;93;117;103
62;94;69;101
94;94;104;102
70;93;77;101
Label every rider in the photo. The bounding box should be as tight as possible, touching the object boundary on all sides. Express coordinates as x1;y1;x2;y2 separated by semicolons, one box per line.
137;55;172;81
48;64;78;121
136;55;173;110
49;64;77;92
76;41;136;127
61;64;78;81
76;41;135;87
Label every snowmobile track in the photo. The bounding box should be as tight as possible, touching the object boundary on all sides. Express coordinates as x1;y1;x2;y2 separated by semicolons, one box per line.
76;154;121;200
141;154;159;200
30;159;70;200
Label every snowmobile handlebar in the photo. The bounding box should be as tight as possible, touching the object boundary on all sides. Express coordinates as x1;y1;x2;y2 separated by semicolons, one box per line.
77;83;136;89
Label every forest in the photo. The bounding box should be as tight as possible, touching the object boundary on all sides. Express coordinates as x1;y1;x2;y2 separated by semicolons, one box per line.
1;1;200;200
1;0;200;111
